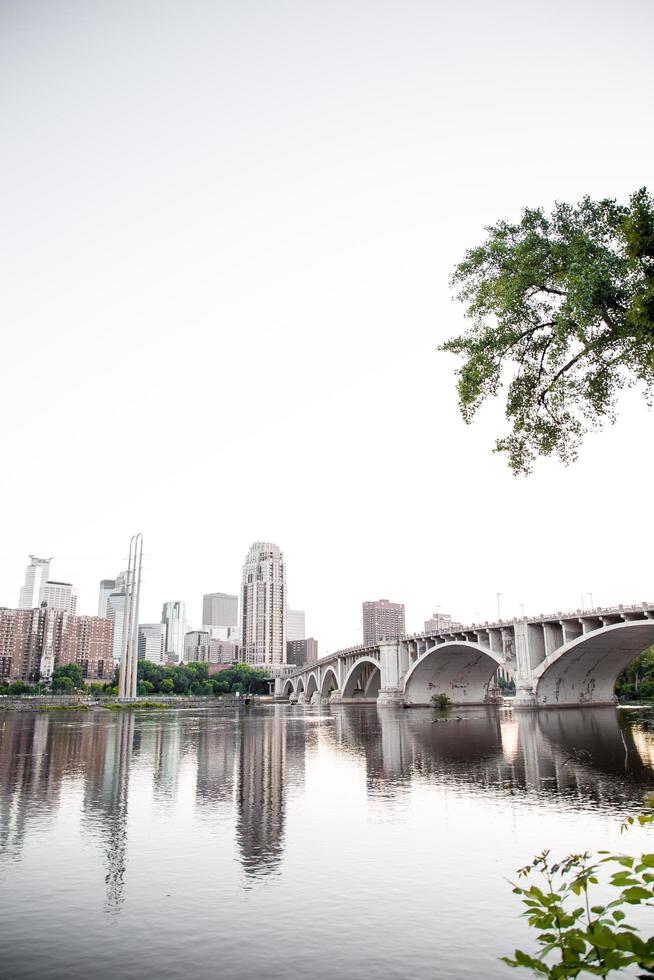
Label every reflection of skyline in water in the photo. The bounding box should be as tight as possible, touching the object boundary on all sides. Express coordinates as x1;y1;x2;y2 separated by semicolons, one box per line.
1;704;653;910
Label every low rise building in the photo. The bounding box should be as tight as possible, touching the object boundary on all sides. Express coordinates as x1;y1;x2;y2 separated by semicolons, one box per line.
138;624;167;664
184;630;238;665
423;612;463;632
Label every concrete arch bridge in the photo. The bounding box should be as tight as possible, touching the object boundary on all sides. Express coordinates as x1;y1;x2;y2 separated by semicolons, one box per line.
273;602;654;708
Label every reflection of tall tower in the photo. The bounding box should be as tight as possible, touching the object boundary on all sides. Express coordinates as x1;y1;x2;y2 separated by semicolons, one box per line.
80;712;135;912
195;715;237;807
234;707;304;879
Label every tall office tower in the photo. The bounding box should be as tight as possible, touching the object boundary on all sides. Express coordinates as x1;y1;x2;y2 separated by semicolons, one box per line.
137;624;167;664
286;637;318;667
362;599;406;646
161;601;187;661
286;608;305;642
106;590;126;663
240;542;286;665
17;555;52;609
98;579;116;618
41;581;77;614
202;592;239;635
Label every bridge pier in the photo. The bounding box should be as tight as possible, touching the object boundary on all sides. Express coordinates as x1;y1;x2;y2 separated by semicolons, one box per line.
377;687;405;707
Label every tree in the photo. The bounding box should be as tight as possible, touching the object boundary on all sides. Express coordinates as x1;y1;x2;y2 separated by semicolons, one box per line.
442;188;654;473
52;662;84;692
7;680;36;695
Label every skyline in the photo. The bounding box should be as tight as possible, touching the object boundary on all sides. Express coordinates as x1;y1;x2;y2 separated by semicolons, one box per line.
3;544;652;655
1;1;653;653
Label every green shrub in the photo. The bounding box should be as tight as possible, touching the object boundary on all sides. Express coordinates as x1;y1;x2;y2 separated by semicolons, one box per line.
431;692;451;709
503;798;654;976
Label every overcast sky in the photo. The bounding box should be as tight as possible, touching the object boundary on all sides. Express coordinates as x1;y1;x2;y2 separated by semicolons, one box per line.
1;0;652;652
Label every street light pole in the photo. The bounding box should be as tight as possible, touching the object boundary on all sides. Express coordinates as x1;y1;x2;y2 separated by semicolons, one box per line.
496;593;503;621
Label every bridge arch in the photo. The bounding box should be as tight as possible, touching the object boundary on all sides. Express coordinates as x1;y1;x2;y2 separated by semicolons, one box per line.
295;676;305;694
342;657;382;700
320;667;340;698
403;641;503;705
305;672;319;699
533;620;654;706
282;678;295;698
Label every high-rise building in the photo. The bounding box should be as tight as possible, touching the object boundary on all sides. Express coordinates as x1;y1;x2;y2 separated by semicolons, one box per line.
65;616;113;681
203;592;238;633
137;624;167;664
17;555;52;609
106;590;126;664
0;607;112;683
240;542;286;665
41;581;77;614
286;608;305;642
286;637;318;667
362;599;406;646
161;601;187;662
98;579;116;618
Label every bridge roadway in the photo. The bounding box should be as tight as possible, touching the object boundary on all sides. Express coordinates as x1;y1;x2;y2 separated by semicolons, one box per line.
273;602;654;708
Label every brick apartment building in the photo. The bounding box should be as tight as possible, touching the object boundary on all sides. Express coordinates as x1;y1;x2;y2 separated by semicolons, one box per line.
0;607;113;683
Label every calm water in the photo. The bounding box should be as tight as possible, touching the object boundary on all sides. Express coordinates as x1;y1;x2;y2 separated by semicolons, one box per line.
1;703;654;980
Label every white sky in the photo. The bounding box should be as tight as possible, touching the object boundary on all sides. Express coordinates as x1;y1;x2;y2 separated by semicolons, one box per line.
1;0;652;653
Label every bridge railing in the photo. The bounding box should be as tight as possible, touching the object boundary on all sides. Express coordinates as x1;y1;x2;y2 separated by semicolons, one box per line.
285;602;654;676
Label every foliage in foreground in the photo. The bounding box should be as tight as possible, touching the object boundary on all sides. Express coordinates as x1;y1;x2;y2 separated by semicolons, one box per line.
504;800;654;977
431;692;452;708
442;188;654;474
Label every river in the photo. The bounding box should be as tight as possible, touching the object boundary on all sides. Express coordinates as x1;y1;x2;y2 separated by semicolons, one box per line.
1;703;653;979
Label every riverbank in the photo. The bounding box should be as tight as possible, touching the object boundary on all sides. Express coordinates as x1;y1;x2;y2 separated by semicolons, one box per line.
0;694;272;711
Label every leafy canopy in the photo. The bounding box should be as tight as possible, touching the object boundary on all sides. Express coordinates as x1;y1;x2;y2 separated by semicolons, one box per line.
442;188;654;473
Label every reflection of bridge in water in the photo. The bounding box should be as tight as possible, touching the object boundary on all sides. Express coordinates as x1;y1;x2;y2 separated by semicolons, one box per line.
276;602;654;707
324;706;654;807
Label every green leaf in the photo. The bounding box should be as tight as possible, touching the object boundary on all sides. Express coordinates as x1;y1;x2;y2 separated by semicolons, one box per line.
622;886;652;902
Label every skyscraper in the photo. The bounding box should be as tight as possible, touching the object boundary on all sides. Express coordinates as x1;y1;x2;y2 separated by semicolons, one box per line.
106;590;126;663
98;579;116;618
161;601;187;662
362;599;406;646
202;592;239;640
286;608;305;641
240;542;286;665
17;555;52;609
41;581;77;614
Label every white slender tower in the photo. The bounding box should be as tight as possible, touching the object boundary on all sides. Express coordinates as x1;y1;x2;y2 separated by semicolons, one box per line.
118;533;143;699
